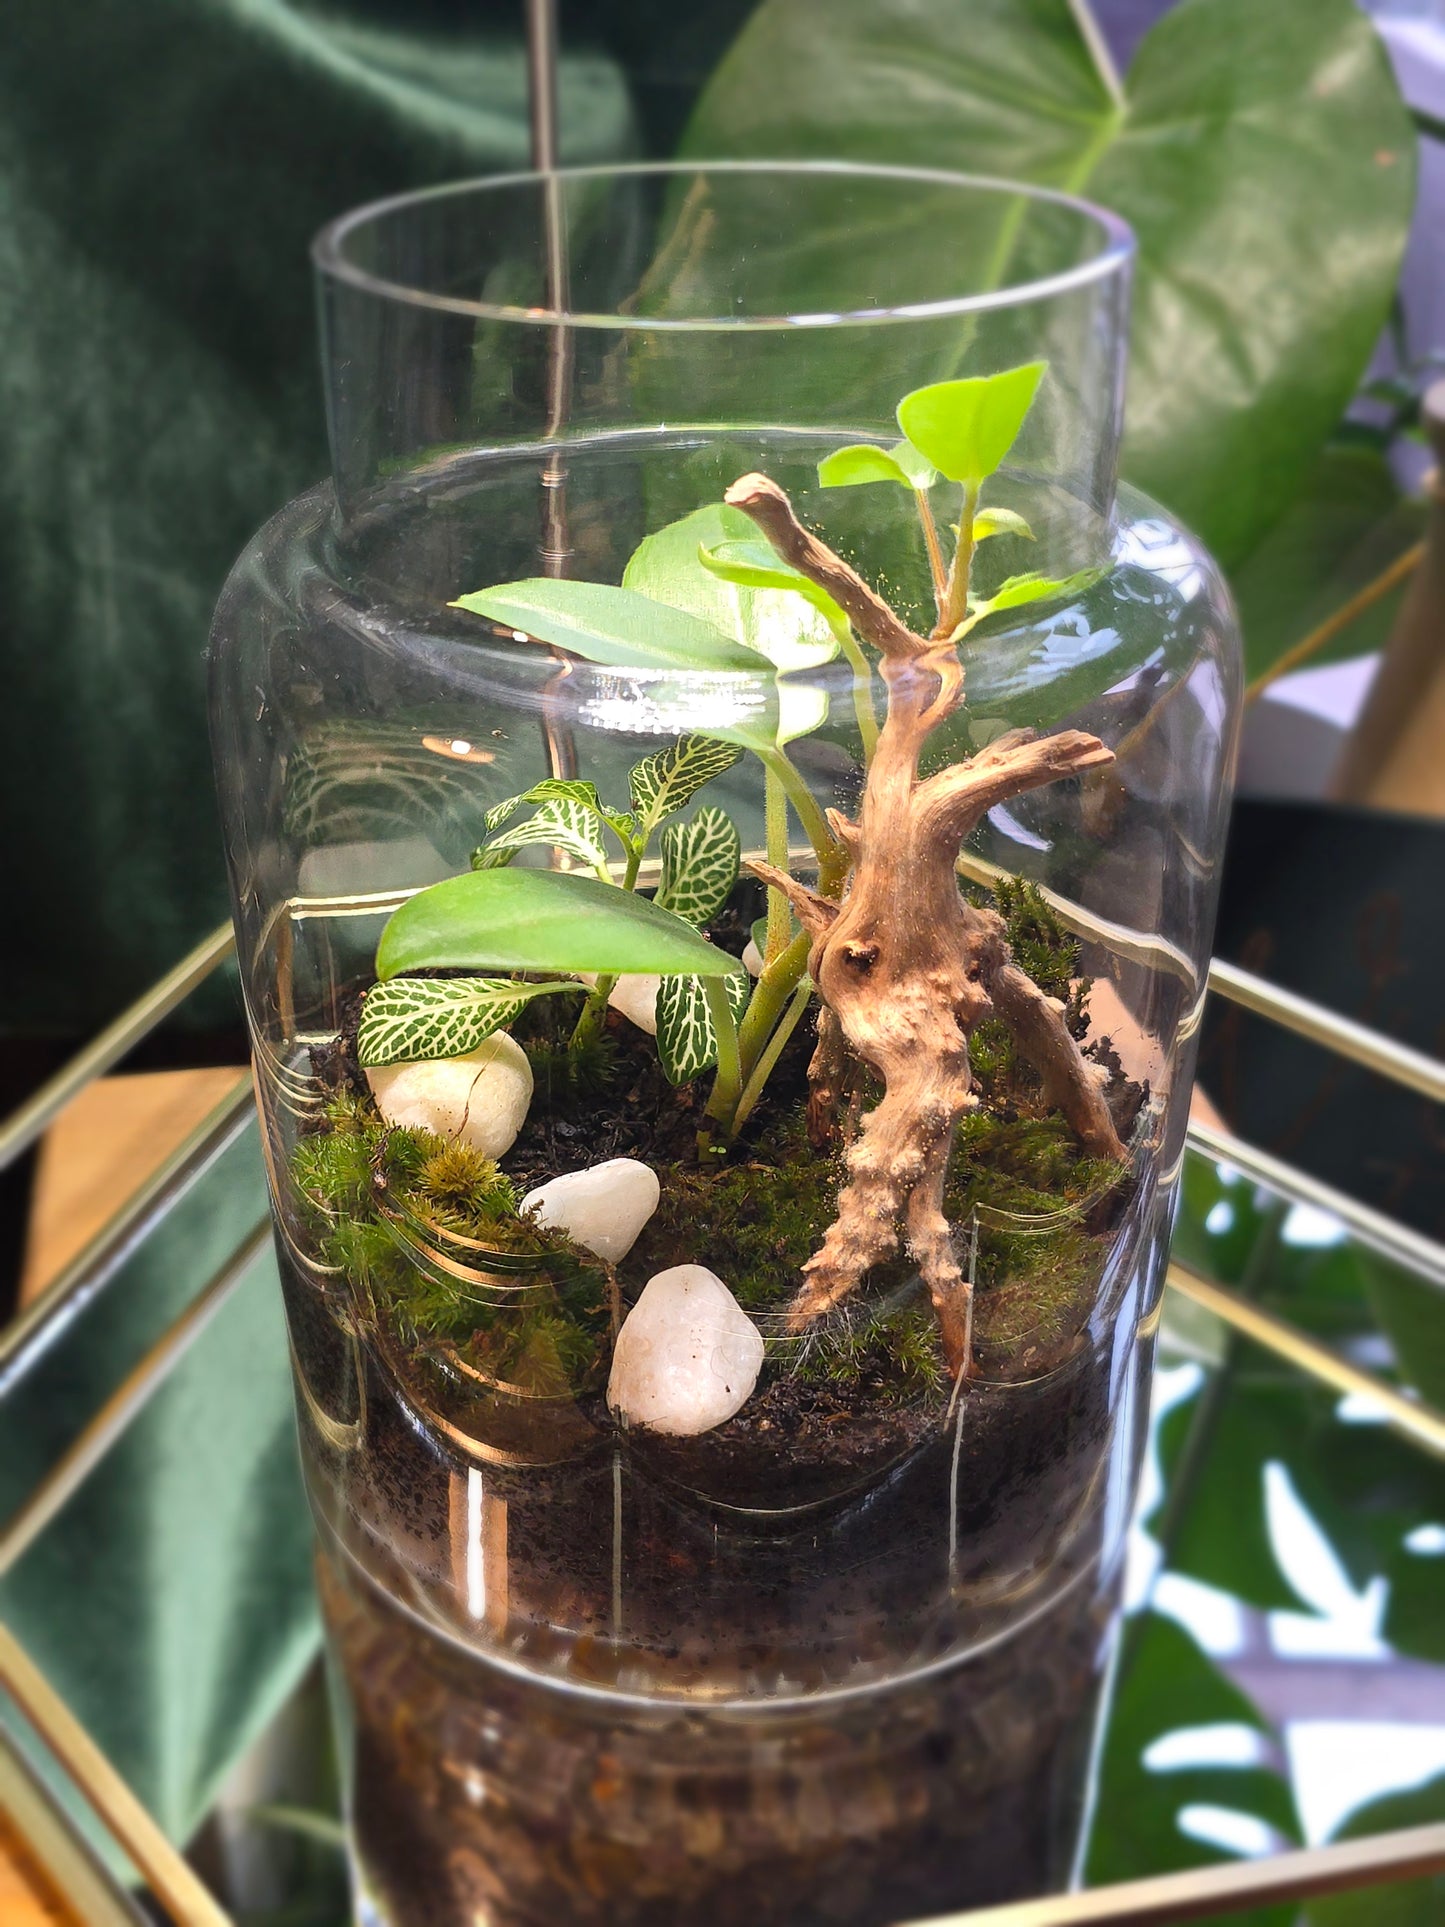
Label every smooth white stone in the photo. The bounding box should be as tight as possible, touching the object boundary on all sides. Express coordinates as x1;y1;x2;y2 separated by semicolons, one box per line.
607;973;660;1035
607;1264;765;1436
522;1159;661;1264
742;938;764;978
366;1032;533;1159
575;972;660;1035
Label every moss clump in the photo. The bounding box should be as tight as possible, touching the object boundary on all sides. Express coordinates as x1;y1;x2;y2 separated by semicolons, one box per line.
791;1296;948;1406
630;1115;848;1312
292;1106;610;1396
947;1112;1124;1372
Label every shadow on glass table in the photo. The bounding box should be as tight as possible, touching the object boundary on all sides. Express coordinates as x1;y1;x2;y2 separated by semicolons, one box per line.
1;926;1444;1926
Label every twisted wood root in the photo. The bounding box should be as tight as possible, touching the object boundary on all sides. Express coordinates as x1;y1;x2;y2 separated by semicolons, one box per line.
729;474;1126;1376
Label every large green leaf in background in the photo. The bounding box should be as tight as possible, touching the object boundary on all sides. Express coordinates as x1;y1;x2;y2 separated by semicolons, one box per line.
683;0;1415;571
1307;1773;1445;1926
1089;1610;1300;1920
1229;446;1427;683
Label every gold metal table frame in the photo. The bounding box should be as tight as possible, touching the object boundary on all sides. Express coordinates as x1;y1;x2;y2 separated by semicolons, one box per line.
1;918;1443;1925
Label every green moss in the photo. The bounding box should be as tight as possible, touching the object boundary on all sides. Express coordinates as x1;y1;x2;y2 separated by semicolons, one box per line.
292;1104;610;1396
792;1296;948;1405
631;1114;848;1312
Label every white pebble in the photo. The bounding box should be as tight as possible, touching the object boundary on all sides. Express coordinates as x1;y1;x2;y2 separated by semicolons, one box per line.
576;972;660;1035
742;938;764;977
607;1264;764;1436
522;1159;660;1264
366;1032;533;1159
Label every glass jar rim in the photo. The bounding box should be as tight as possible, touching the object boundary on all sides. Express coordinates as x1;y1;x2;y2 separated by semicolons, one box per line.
312;158;1135;333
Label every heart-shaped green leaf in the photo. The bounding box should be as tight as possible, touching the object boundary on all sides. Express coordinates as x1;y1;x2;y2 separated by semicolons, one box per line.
897;363;1046;486
357;976;579;1068
629;734;744;831
452;579;761;673
626;504;839;674
376;869;741;980
683;0;1415;569
655;806;741;928
655;966;750;1086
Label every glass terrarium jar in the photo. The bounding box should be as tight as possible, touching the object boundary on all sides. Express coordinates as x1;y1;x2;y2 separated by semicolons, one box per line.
209;163;1240;1927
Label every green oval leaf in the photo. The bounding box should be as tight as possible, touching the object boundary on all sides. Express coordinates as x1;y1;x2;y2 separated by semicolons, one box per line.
626;504;839;674
817;441;935;491
358;977;578;1068
975;567;1100;620
896;363;1046;487
376;869;741;980
452;579;761;673
700;537;851;637
974;506;1035;544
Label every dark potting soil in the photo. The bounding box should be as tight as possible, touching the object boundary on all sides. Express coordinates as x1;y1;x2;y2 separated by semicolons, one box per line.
321;1538;1119;1927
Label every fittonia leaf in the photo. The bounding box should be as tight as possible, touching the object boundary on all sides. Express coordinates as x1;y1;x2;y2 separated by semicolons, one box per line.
472;796;612;876
655;806;742;929
655;966;750;1087
629;735;744;833
357;976;579;1069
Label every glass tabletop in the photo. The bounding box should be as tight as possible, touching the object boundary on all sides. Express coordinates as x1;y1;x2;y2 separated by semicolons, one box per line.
1;934;1443;1926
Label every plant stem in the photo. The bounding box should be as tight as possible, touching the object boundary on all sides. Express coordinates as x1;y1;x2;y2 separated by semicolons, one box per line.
915;487;948;622
702;977;744;1133
568;843;643;1050
735;927;812;1082
759;745;849;897
763;766;792;963
936;483;979;640
730;978;814;1136
833;620;881;766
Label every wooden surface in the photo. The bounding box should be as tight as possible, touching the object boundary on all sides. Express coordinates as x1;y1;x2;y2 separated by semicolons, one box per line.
19;1067;248;1306
0;1808;75;1925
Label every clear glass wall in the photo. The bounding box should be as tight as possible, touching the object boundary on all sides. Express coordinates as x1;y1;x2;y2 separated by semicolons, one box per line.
210;164;1239;1925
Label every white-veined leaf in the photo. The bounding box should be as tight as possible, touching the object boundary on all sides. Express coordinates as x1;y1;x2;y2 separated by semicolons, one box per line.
655;806;741;928
358;976;577;1068
629;735;743;831
655;966;749;1087
483;777;601;835
473;797;610;874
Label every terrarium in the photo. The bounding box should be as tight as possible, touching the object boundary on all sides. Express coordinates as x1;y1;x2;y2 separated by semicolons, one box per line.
209;162;1240;1926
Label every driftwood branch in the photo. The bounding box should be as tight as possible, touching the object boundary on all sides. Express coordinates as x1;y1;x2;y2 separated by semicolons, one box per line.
728;479;1127;1375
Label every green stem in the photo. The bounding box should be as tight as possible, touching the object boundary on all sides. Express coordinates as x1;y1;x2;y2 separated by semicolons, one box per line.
702;977;744;1134
763;766;791;964
568;843;643;1051
833;619;880;766
735;927;811;1083
938;483;979;639
759;745;848;897
730;979;814;1137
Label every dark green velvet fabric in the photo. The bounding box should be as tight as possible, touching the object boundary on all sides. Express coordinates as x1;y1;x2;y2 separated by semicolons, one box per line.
1;2;636;1034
